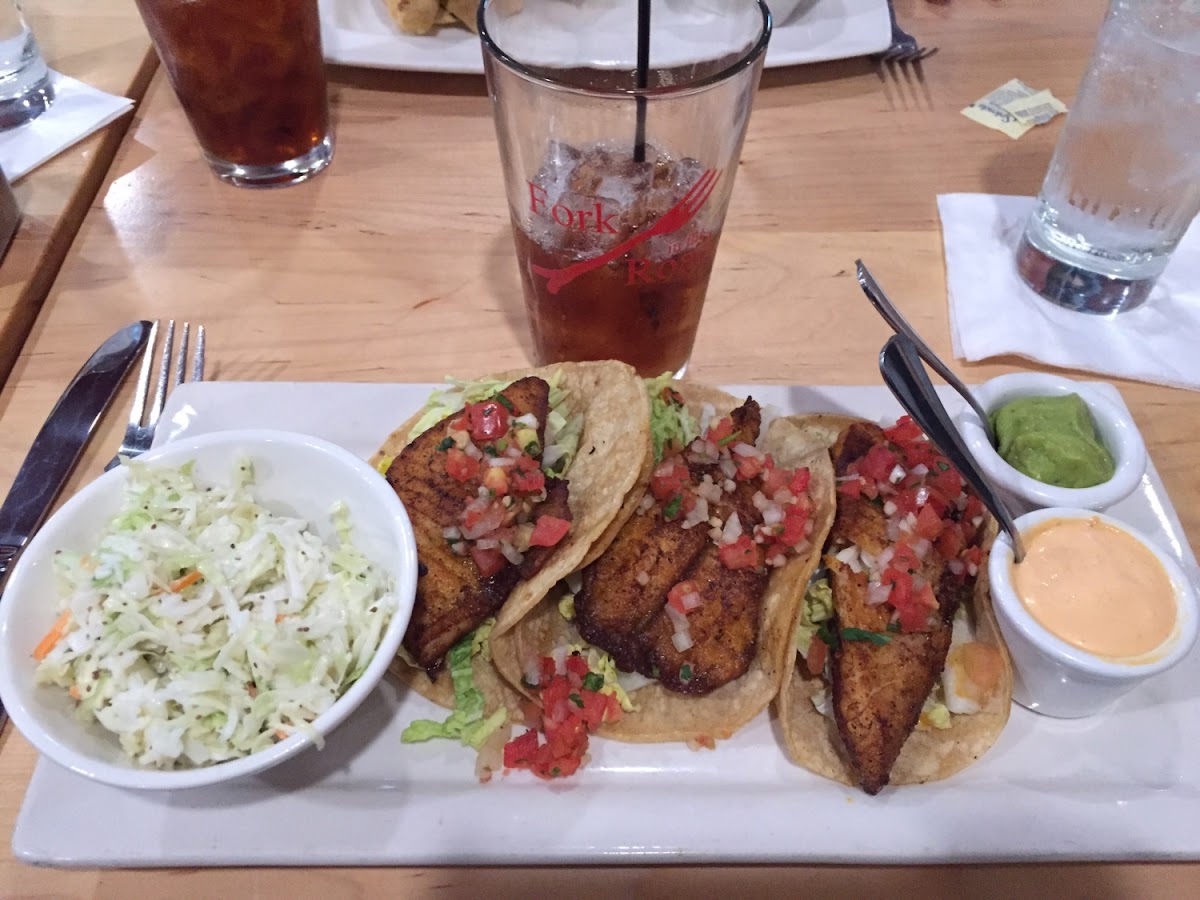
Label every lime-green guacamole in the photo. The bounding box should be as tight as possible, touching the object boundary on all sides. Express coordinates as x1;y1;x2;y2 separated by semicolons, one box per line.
989;394;1115;489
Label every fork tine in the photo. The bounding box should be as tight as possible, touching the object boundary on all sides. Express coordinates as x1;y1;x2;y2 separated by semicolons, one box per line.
684;172;720;216
173;322;190;390
126;320;159;428
193;325;206;382
679;168;717;208
146;319;175;429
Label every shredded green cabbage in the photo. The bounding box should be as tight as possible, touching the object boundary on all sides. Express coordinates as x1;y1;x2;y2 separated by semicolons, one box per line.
34;460;399;769
400;620;507;750
920;686;952;730
795;577;835;661
645;373;697;463
567;641;639;713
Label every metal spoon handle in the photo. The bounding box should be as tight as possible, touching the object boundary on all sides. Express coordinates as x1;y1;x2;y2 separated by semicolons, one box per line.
856;260;997;446
880;334;1027;562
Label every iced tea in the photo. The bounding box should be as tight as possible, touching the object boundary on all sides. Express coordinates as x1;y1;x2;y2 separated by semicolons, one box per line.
135;0;332;186
512;141;723;377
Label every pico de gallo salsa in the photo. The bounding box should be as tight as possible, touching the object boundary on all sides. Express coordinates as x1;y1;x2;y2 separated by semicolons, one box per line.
831;415;987;634
438;397;571;578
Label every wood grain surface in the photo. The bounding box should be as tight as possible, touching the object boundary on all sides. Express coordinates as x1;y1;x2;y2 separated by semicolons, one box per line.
0;0;1197;895
0;2;155;386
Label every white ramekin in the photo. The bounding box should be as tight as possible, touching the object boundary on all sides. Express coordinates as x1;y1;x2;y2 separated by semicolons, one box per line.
989;508;1198;718
957;373;1146;512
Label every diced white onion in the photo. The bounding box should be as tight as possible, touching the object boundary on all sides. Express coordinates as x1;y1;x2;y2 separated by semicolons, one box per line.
915;486;931;507
475;538;500;550
681;497;709;530
698;403;716;435
442;526;462;540
505;445;523;459
696;476;723;504
772;489;795;506
541;444;566;471
883;500;898;516
680;591;702;612
638;494;654;514
912;537;932;560
500;542;524;565
672;631;694;653
835;544;863;573
877;547;896;571
948;559;966;575
664;604;690;634
488;456;516;468
524;659;541;687
911;463;929;476
867;581;892;606
762;505;784;527
551;645;568;674
889;464;906;484
723;479;736;493
464;442;483;460
722;512;743;544
752;491;769;512
732;442;762;459
514;413;539;428
719;458;738;480
636;571;650;586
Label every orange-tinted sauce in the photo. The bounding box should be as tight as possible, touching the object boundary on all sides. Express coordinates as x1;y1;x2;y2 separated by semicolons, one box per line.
1011;517;1176;659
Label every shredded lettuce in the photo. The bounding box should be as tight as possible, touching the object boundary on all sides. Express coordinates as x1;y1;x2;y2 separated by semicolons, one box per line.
400;620;507;750
795;577;835;661
919;685;952;730
406;377;514;441
34;460;399;769
558;593;576;621
645;373;697;463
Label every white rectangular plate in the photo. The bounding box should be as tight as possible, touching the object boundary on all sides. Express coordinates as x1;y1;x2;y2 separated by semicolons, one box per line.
319;0;892;72
13;382;1200;867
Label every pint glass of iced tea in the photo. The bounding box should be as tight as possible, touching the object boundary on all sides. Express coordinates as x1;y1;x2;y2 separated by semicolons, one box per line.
480;0;771;377
134;0;333;187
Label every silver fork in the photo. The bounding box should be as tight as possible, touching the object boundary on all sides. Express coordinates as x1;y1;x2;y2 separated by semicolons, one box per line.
104;320;206;471
877;0;938;63
874;1;937;110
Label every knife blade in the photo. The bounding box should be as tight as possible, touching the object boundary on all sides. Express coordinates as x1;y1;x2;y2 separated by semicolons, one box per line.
0;320;151;728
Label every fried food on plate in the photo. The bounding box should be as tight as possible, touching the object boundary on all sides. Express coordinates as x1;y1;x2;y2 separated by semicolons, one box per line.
385;0;480;35
491;381;838;747
776;415;1013;794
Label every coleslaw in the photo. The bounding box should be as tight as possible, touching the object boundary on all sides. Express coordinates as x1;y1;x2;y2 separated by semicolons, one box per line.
33;459;399;769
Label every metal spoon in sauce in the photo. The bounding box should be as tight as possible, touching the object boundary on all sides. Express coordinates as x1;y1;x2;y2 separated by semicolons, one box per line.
880;334;1027;563
856;260;997;447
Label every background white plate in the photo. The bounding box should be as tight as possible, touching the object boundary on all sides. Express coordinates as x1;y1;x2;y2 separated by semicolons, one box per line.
12;382;1200;867
319;0;892;72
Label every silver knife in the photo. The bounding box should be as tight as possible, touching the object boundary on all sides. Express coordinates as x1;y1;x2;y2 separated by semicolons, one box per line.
0;320;151;727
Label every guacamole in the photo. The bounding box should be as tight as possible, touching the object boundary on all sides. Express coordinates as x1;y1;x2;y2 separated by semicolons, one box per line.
989;394;1115;488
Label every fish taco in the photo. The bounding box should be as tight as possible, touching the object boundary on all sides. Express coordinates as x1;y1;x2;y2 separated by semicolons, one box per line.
490;382;837;748
776;414;1013;794
372;361;649;755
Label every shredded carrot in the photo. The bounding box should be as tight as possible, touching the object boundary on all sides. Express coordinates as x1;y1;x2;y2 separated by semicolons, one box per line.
69;685;81;700
33;610;72;661
274;729;289;741
247;684;258;699
275;614;286;624
168;570;203;593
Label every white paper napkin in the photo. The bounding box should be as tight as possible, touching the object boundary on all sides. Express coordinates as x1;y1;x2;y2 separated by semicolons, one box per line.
0;71;134;182
937;193;1200;391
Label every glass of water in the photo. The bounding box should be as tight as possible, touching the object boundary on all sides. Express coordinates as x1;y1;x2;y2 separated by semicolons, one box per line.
0;0;52;130
1016;0;1200;314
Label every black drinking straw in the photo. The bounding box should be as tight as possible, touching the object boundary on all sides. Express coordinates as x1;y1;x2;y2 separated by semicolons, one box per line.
634;0;651;162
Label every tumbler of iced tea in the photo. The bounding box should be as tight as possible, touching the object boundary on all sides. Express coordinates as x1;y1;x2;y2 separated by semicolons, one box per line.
134;0;333;187
480;0;771;377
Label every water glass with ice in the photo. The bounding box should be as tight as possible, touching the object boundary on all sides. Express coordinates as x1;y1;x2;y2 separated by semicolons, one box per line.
0;1;53;130
1016;0;1200;314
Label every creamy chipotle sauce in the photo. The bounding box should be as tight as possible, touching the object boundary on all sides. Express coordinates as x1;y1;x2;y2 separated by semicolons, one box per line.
1011;516;1176;659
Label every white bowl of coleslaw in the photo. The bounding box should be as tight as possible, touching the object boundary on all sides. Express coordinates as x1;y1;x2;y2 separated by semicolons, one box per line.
0;430;418;790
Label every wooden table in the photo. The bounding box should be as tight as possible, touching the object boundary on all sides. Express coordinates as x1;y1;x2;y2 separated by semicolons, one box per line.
0;1;154;385
2;0;1198;894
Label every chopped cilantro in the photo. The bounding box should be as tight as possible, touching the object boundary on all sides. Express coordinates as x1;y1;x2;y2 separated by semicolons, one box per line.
679;664;693;682
496;438;508;452
569;692;584;708
496;394;515;412
886;621;901;633
663;494;683;520
436;437;454;451
582;672;604;692
717;433;740;447
483;444;497;455
841;627;892;646
937;461;950;471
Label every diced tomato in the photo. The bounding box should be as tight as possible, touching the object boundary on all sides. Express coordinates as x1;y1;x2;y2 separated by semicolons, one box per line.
704;416;734;444
539;657;558;683
936;524;967;561
734;452;766;481
915;504;945;540
482;466;509;497
547;714;587;760
564;653;589;680
466;400;509;443
837;478;863;500
890;541;921;576
530;515;570;548
510;454;546;494
805;638;827;676
883;416;923;445
789;467;811;496
470;546;506;578
462;499;506;534
896;601;932;633
902;441;942;472
650;457;690;501
447;414;468;434
885;568;913;604
963;545;983;568
762;464;791;497
444;448;480;482
580;690;609;730
503;729;539;768
892;487;920;516
858;445;900;484
719;534;760;570
778;507;809;546
667;580;701;614
605;692;623;723
931;465;963;500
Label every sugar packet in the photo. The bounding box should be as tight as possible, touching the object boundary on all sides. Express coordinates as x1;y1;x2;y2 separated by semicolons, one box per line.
962;79;1068;139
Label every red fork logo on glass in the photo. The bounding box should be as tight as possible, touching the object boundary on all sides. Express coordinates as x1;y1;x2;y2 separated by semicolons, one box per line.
528;168;722;296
